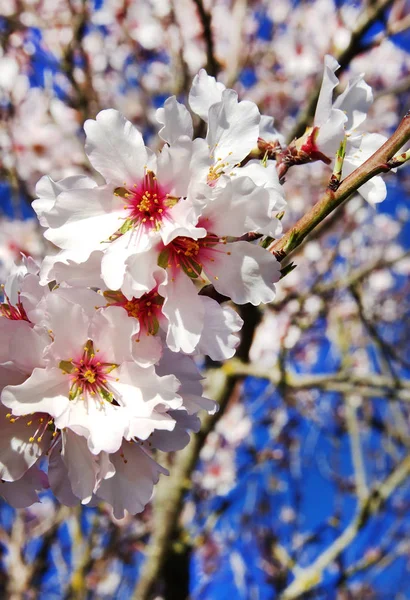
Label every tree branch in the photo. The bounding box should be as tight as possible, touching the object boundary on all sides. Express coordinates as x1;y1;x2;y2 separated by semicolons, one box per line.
270;111;410;260
280;453;410;599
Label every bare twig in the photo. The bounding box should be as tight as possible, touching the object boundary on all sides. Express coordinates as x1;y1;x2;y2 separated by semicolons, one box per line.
280;453;410;599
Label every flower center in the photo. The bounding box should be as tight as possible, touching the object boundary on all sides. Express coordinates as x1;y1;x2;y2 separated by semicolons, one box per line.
59;340;118;401
104;289;164;338
158;234;223;280
110;170;179;240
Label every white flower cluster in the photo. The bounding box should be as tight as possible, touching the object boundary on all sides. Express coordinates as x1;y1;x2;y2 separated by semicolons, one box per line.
0;71;286;517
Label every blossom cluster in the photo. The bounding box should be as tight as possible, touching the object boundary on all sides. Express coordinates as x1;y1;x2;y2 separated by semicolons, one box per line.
0;53;391;516
0;70;286;517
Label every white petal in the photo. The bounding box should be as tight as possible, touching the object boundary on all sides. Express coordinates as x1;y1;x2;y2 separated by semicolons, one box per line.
33;175;97;227
156;137;194;197
205;241;281;305
197;297;243;360
156;96;193;144
44;294;90;360
2;367;69;419
40;249;105;288
358;176;387;204
200;176;272;237
315;108;347;158
314;55;340;126
63;400;126;455
159;272;205;353
44;185;123;252
110;362;181;414
189;69;225;122
62;429;99;503
84;109;148;186
207;89;260;166
132;333;163;367
122;247;163;299
9;324;48;373
101;230;137;292
259;115;285;146
334;74;373;132
150;409;200;451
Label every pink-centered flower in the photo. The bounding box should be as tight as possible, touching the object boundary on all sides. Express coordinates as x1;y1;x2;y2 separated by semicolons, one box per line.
1;295;182;456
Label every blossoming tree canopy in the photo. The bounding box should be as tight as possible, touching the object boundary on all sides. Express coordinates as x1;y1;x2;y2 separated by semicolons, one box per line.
0;59;409;521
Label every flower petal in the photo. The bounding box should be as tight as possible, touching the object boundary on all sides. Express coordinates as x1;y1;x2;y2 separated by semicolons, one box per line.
2;367;69;419
207;89;260;166
189;69;225;122
156;96;193;144
95;444;167;518
84;109;148;186
159;272;205;353
205;241;281;305
197;297;243;360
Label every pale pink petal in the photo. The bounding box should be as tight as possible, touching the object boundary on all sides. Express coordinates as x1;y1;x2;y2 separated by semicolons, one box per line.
95;444;167;518
0;406;51;481
90;306;138;364
1;465;48;508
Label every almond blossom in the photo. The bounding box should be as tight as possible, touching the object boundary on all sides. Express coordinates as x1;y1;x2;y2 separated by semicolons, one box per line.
285;55;388;204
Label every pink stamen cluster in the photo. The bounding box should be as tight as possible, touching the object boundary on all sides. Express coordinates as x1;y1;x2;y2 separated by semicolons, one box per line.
117;170;176;232
60;341;118;401
104;289;164;337
0;286;30;321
